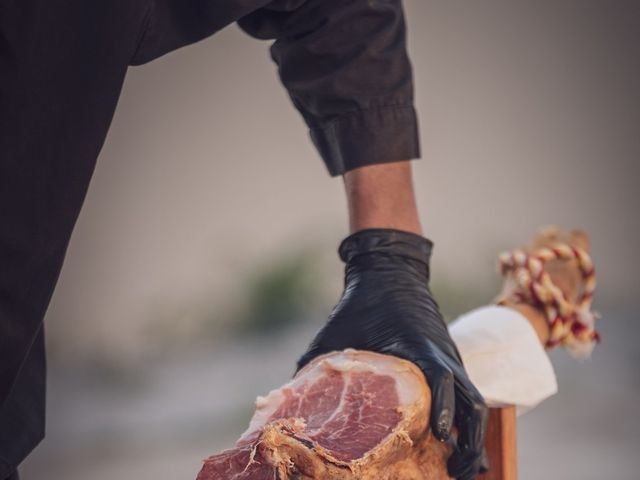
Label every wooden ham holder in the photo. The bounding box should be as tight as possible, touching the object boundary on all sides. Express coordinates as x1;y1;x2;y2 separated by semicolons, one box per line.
479;407;518;480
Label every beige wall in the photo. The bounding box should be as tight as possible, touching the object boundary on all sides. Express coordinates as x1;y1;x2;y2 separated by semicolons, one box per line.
45;0;640;359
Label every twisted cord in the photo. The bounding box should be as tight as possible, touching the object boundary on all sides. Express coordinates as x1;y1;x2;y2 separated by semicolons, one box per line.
496;244;600;358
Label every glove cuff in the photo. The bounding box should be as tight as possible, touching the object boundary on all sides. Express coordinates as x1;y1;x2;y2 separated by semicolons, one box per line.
338;229;433;265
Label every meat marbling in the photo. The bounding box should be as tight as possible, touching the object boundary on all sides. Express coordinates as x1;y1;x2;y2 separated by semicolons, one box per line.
196;349;452;479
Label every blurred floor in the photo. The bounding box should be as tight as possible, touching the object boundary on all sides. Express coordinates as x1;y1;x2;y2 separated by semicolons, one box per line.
21;309;639;480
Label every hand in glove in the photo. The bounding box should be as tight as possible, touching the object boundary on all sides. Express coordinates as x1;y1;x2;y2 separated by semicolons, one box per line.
297;229;488;480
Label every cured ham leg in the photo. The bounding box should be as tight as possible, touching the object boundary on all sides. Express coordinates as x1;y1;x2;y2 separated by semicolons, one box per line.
197;349;452;480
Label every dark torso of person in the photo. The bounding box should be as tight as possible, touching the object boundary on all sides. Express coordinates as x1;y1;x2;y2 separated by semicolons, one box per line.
0;0;419;476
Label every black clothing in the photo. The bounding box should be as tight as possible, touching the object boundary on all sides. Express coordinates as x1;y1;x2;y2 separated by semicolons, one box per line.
3;471;18;480
0;0;419;475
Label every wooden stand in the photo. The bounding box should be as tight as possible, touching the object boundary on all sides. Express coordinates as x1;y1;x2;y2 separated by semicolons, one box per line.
478;406;518;480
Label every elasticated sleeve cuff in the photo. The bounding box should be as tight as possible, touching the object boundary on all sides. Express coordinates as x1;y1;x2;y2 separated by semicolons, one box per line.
310;105;421;176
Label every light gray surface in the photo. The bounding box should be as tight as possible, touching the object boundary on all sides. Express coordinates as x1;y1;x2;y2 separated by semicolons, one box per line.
22;310;639;479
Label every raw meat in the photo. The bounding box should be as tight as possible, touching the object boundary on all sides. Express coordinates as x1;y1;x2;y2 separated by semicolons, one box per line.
196;349;452;480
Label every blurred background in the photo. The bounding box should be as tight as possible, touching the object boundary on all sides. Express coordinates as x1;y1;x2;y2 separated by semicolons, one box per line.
21;1;639;478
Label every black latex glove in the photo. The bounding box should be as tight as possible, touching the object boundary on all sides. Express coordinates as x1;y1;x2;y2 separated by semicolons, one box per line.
297;229;488;480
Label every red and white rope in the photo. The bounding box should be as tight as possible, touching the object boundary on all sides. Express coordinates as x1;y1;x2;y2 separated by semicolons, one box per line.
497;244;600;358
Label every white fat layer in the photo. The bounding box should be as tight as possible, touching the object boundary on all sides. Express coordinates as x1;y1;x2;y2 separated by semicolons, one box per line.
321;352;422;406
239;350;424;440
240;388;286;440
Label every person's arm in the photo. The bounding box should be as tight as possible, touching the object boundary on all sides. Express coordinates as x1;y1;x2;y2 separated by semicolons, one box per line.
240;2;487;478
344;161;422;235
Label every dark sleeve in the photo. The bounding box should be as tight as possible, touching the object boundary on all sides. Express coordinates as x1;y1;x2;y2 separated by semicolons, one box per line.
238;0;420;176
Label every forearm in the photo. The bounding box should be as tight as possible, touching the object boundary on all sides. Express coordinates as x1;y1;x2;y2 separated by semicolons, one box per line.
343;161;423;235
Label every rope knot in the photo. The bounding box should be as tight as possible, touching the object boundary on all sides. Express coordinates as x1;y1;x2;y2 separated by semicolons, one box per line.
497;243;600;359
